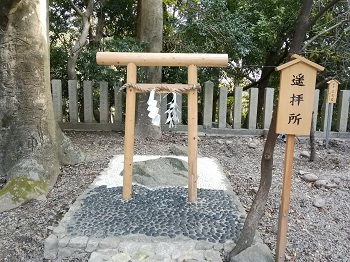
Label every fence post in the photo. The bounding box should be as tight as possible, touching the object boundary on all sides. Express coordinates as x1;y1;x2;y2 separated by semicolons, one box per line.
68;80;79;122
203;81;214;129
83;81;93;123
218;86;227;128
114;82;123;126
233;86;242;129
248;88;258;129
321;90;333;131
263;87;274;129
336;90;350;132
100;81;109;123
312;89;320;131
51;79;62;122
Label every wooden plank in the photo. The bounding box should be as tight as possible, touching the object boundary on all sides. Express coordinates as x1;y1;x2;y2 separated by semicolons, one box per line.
276;63;317;135
96;52;228;67
123;63;137;200
276;134;295;261
187;64;198;203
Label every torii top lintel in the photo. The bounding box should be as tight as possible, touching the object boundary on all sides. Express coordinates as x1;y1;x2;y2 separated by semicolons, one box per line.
96;52;228;67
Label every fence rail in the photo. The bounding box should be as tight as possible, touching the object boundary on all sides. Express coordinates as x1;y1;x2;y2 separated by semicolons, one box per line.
51;79;350;138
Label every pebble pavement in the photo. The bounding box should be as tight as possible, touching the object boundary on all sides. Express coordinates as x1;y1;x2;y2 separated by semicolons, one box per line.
44;156;265;261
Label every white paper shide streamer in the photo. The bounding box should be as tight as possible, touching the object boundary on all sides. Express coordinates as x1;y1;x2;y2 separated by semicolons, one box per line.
147;90;160;126
165;92;180;128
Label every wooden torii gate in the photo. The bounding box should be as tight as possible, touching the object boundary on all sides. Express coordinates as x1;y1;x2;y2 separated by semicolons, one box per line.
96;52;228;202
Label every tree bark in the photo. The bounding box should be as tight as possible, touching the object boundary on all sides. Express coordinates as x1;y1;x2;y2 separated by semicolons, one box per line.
67;0;93;80
0;0;84;212
229;0;340;259
135;0;163;139
229;109;277;258
288;0;314;58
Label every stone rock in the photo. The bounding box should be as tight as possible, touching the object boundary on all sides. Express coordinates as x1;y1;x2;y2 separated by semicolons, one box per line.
121;157;188;188
132;252;149;260
204;250;223;262
57;248;78;259
177;250;205;261
327;149;336;154
230;243;273;262
154;242;174;258
300;151;311;158
85;238;100;252
302;173;318;182
119;241;140;254
99;236;119;249
112;253;131;262
194;241;214;250
298;170;310;175
58;236;71;248
89;252;113;262
251;187;259;194
69;236;89;248
217;139;225;145
313;198;326;208
326;183;338;189
169;145;188;156
314;180;328;188
44;234;58;259
248;142;258;149
333;177;341;184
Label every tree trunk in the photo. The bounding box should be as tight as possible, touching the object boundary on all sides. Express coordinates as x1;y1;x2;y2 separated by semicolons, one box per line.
135;0;163;139
0;0;84;212
67;0;93;80
288;0;314;58
229;0;338;259
229;109;277;258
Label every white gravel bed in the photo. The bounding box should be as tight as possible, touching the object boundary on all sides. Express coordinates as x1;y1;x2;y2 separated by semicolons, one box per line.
94;155;228;191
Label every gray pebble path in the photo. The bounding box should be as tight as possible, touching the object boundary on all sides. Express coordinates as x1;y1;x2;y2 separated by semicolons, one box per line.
44;185;245;261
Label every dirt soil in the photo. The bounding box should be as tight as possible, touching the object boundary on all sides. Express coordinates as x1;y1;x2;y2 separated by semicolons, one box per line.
0;131;349;262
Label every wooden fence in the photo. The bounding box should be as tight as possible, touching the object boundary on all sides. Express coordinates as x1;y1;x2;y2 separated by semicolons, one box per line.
51;79;350;138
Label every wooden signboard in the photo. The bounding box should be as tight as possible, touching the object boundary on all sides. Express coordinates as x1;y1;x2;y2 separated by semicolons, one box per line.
326;79;339;103
275;54;324;262
325;79;340;148
276;55;324;136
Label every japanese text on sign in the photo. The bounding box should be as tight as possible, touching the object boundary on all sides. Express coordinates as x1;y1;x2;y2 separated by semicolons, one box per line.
327;80;339;104
276;55;324;135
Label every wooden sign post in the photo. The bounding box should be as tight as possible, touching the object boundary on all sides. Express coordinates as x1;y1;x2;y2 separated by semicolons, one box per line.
275;54;324;261
96;52;228;202
325;79;339;149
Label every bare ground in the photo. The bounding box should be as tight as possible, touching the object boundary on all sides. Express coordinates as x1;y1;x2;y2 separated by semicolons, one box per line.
0;131;349;261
